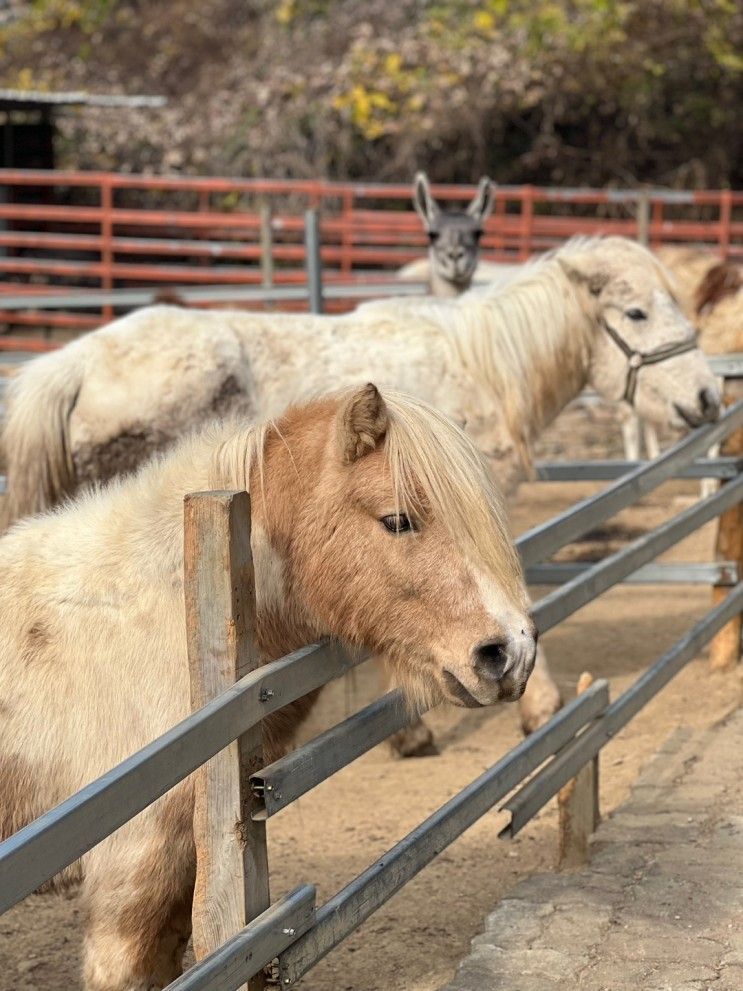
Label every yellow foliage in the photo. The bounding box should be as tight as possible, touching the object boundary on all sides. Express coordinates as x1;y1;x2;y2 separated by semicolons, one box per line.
276;0;296;25
473;10;495;33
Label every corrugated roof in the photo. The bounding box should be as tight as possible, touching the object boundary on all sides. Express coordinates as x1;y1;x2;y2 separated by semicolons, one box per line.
0;89;167;110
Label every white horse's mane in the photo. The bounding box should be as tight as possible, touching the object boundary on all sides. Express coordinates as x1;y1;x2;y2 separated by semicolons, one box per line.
364;236;674;460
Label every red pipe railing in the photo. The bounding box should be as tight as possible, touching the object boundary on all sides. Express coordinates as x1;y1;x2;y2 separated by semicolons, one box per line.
0;170;740;343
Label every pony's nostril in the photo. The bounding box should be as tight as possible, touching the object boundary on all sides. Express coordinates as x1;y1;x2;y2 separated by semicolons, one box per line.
699;387;720;421
473;637;511;681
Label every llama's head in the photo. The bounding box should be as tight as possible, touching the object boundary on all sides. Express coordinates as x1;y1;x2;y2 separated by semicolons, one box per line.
558;237;721;430
258;385;536;711
413;172;494;298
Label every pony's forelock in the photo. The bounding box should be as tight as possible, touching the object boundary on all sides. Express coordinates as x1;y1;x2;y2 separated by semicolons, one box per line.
381;391;523;598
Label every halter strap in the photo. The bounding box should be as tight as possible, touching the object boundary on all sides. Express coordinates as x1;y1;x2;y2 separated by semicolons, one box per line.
601;317;698;405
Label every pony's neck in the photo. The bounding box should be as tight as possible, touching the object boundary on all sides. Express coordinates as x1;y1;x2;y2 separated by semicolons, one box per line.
453;258;595;455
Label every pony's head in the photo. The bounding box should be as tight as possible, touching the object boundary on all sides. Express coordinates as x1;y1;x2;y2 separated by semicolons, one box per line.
248;385;536;710
558;237;720;429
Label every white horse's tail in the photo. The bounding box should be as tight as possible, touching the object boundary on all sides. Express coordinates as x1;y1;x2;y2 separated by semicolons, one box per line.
1;346;83;530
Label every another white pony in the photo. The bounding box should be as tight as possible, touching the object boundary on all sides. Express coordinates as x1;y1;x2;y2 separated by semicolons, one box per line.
1;236;720;737
0;384;535;990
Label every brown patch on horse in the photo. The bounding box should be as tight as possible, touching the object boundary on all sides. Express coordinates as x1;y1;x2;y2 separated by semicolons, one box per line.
110;785;196;983
21;622;53;667
0;753;81;888
695;262;742;315
210;375;251;417
73;427;173;488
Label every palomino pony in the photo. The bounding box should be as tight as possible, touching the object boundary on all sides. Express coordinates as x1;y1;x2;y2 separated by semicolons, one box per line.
0;385;536;991
0;236;720;742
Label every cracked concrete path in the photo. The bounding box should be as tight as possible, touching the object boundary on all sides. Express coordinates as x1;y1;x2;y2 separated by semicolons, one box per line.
442;707;743;991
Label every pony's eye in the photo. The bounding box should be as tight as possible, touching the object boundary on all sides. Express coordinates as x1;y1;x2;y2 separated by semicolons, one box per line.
473;229;483;242
428;231;440;244
381;514;415;534
626;307;647;321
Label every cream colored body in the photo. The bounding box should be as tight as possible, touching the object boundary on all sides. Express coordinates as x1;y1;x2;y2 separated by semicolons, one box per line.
0;386;535;990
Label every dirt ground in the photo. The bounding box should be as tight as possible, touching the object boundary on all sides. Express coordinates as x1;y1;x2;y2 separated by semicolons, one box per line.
1;398;742;991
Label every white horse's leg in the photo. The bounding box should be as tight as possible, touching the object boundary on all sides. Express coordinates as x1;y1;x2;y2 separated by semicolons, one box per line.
621;411;641;461
701;441;721;500
518;645;562;734
82;791;194;991
642;421;661;460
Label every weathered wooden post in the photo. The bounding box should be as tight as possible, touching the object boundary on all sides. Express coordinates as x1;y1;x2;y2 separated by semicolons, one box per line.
557;672;600;868
184;490;270;991
710;381;743;671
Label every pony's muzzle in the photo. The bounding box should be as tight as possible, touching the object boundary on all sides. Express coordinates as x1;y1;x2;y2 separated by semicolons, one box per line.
464;628;538;704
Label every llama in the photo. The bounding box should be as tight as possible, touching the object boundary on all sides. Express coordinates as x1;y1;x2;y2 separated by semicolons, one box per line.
0;384;534;990
410;171;494;297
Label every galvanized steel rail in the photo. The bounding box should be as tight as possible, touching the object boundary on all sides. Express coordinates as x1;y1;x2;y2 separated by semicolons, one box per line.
518;400;743;567
500;581;743;838
0;640;366;914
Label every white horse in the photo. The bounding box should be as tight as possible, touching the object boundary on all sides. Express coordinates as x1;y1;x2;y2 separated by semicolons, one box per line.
0;384;535;990
0;236;720;739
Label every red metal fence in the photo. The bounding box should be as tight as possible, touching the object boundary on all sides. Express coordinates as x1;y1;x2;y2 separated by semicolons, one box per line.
1;169;741;341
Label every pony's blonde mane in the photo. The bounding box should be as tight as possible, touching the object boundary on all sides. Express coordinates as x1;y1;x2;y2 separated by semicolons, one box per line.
207;389;523;600
382;391;523;597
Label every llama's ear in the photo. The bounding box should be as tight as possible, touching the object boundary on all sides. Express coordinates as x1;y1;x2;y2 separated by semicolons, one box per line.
413;171;439;226
337;384;389;464
557;256;610;296
467;177;494;222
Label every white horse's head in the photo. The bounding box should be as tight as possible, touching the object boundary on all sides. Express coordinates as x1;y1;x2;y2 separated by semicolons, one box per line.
559;238;720;429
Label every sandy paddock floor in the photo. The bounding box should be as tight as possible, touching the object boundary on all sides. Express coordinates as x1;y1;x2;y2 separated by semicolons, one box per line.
1;399;742;991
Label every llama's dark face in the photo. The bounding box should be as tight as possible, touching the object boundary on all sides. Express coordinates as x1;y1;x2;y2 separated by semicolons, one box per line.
413;172;494;294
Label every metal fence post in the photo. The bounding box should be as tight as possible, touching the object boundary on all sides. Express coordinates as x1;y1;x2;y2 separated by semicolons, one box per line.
636;190;650;247
260;205;274;290
100;175;114;322
304;208;324;314
184;490;270;991
557;672;600;867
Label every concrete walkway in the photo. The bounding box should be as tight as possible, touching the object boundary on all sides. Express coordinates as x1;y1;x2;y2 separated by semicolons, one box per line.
442;707;743;991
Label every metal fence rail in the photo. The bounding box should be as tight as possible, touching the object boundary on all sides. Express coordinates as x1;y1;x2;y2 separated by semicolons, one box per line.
500;581;743;837
0;639;366;914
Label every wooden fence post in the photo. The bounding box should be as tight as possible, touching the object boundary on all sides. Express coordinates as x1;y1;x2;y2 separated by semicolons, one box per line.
710;381;743;671
557;672;600;868
184;490;270;991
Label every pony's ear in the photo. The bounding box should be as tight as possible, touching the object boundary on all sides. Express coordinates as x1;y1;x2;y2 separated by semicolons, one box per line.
557;256;610;296
413;171;439;226
466;176;494;222
337;384;389;464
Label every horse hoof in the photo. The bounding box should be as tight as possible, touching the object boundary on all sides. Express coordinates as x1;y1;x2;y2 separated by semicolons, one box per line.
387;725;440;758
520;694;564;736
